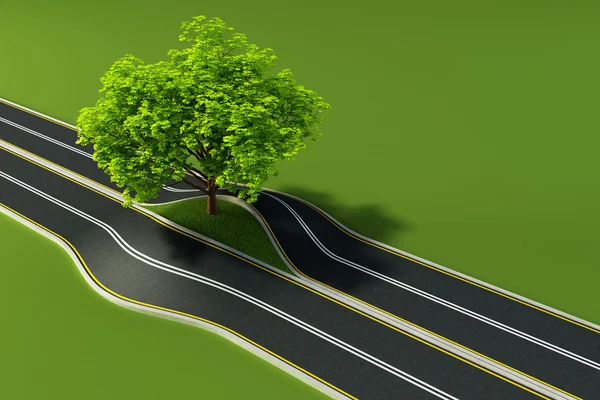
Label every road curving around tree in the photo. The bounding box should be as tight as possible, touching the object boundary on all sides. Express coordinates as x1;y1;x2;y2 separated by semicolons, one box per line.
0;99;558;399
2;135;556;400
0;96;594;399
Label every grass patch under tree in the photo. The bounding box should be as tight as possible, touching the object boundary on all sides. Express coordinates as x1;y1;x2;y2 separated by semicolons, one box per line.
143;197;291;273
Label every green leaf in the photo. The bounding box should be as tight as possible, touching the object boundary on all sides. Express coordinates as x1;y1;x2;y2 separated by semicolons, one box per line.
76;15;329;210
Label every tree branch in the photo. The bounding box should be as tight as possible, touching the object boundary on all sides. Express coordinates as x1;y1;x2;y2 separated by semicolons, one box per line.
207;177;220;193
182;177;208;194
197;140;208;158
186;147;204;160
185;170;209;186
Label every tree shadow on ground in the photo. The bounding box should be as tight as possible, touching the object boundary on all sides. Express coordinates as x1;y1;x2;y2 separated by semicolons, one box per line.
148;183;414;297
270;185;414;293
276;185;411;245
152;210;296;304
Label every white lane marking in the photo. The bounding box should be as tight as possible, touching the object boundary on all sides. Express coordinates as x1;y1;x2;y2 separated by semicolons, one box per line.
0;170;459;400
162;185;197;193
263;191;600;371
0;97;80;130
0;116;92;158
0;117;197;193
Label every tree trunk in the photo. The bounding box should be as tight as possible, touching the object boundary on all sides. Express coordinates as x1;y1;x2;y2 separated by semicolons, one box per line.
206;179;219;215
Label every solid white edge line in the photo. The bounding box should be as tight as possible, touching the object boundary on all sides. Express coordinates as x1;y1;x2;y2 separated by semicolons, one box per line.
0;206;351;400
2;94;598;333
0;117;92;159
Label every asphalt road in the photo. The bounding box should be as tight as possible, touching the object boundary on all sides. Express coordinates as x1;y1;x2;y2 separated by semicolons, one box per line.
0;101;199;204
3;100;600;398
0;134;544;399
248;190;600;398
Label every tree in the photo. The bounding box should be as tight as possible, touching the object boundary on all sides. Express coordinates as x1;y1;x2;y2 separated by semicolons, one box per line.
76;15;330;215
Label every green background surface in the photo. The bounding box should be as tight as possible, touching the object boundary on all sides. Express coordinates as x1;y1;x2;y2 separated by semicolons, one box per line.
0;211;329;399
0;0;597;355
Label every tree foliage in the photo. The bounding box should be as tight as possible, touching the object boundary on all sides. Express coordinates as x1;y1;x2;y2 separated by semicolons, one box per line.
76;15;330;213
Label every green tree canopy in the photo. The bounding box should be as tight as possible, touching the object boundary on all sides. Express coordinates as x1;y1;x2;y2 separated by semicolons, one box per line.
76;15;330;214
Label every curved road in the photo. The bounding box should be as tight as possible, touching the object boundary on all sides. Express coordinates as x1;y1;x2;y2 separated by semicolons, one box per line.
0;103;547;399
244;190;600;398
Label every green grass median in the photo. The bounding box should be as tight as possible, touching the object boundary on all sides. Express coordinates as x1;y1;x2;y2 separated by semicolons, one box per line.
142;196;290;273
